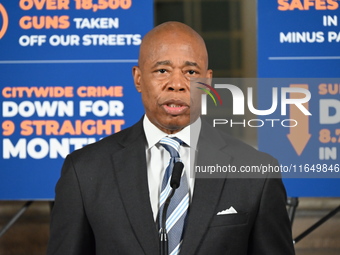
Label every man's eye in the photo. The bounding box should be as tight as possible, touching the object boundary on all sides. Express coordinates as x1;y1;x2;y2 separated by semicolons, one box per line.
188;70;197;75
158;69;167;73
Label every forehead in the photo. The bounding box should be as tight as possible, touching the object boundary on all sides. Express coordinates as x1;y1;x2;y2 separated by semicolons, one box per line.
140;31;207;67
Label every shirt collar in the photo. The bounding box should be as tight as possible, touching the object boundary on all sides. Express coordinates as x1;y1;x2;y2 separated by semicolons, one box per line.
143;115;201;150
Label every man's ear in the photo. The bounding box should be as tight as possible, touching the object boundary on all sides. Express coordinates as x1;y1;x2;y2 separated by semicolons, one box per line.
206;69;213;79
132;66;142;92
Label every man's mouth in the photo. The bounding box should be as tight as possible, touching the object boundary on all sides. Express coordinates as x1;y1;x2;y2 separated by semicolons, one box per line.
162;101;189;115
168;104;183;108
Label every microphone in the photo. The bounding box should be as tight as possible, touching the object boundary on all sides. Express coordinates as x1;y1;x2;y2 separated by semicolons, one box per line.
170;161;184;189
160;161;184;255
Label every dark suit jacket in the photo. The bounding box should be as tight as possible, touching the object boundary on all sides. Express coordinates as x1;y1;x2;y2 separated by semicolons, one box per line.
47;118;295;255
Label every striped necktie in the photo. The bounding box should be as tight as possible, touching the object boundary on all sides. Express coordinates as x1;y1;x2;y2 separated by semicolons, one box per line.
159;137;189;255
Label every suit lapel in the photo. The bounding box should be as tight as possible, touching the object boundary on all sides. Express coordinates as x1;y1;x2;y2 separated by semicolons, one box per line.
111;119;233;255
180;121;233;255
112;121;159;255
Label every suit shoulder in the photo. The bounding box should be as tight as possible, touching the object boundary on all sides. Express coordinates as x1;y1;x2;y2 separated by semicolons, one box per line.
213;127;277;164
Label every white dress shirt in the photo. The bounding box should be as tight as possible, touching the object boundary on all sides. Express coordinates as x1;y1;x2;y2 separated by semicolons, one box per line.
143;115;200;221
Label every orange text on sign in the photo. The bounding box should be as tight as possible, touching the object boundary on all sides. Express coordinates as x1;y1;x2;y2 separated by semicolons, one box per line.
19;0;70;10
20;119;125;136
2;86;74;98
19;16;70;29
2;120;15;136
278;0;339;10
318;83;340;95
77;86;123;97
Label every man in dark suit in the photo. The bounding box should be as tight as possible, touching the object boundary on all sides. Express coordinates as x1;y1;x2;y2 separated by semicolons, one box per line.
47;22;295;255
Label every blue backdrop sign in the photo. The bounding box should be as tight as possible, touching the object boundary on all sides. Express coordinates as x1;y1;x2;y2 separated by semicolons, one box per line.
257;0;340;196
0;0;153;199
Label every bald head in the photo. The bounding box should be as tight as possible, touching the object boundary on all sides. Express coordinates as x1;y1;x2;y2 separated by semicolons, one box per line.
138;21;209;69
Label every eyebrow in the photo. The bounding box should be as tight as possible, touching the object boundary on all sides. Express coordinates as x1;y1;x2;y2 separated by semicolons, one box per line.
184;61;199;67
152;60;171;68
152;60;200;69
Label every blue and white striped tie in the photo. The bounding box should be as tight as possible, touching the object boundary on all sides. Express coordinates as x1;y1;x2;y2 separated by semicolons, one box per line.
159;137;189;255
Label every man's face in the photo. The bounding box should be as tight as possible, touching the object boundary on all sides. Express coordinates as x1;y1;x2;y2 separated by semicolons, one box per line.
133;32;212;134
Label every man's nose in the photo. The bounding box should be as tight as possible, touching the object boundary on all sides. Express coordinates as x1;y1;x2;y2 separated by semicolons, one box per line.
166;70;188;92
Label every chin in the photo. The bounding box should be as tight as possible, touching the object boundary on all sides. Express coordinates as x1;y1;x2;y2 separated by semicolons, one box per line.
164;117;190;130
